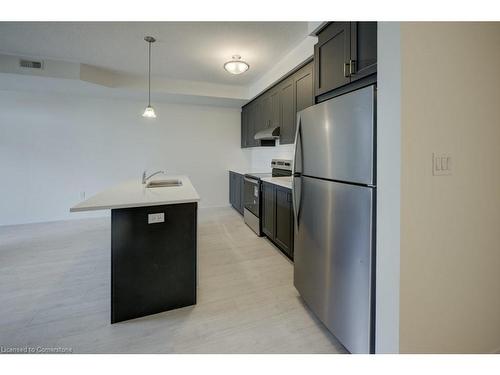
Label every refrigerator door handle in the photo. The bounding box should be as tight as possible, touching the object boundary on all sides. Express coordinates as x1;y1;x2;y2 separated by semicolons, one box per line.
292;116;302;226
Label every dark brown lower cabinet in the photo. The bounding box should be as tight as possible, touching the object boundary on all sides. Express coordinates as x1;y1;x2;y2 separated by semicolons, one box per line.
261;182;294;260
229;171;244;215
274;187;294;257
111;202;197;323
261;182;275;238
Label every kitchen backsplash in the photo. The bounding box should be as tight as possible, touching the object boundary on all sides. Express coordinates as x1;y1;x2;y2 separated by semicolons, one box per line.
243;141;295;171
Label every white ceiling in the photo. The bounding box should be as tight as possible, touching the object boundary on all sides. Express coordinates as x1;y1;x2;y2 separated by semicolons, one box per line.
0;22;309;86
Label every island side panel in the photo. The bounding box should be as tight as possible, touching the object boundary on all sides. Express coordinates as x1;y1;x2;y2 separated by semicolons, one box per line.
111;202;197;323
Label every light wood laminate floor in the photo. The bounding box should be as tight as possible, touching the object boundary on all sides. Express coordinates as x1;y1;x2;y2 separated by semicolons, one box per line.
0;207;347;353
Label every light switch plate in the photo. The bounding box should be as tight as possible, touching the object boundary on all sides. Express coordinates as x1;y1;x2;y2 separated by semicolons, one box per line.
148;212;165;224
433;153;452;176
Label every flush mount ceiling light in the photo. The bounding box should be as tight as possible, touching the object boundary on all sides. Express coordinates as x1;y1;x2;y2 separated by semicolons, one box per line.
223;55;249;75
142;36;157;119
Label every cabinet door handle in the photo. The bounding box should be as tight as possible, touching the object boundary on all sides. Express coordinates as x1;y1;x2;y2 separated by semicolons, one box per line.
343;62;350;78
349;59;356;75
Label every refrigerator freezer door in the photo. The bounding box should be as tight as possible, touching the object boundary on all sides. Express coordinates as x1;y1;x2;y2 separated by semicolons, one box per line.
298;85;375;185
294;176;374;353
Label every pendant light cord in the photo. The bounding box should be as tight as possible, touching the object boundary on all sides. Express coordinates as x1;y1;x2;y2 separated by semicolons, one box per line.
148;40;151;106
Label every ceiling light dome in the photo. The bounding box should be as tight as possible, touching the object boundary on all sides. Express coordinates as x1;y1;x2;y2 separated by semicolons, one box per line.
224;55;249;75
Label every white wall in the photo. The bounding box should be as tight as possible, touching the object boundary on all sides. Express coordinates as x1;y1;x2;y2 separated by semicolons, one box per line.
0;90;249;225
399;22;500;353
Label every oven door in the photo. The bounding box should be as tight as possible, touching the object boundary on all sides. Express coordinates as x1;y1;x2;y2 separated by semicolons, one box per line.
244;177;260;217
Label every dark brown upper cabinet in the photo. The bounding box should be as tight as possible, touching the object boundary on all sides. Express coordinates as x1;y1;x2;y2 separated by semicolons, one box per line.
314;22;377;96
240;22;376;148
295;62;314;113
350;22;377;81
241;105;249;148
279;77;295;145
314;22;351;97
261;88;280;130
240;60;314;148
254;96;266;134
246;100;259;147
261;92;272;129
269;88;280;128
280;61;314;145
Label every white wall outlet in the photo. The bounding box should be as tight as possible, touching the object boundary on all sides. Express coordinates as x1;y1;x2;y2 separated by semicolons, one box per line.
433;153;452;176
148;212;165;224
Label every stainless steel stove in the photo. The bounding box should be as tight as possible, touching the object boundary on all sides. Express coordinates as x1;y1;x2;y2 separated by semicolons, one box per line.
243;159;292;236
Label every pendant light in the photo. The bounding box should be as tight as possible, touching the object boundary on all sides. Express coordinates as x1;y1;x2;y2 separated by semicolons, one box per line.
142;36;157;118
224;55;249;75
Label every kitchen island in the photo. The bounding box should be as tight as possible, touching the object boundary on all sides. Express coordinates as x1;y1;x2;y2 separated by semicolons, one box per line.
71;175;200;323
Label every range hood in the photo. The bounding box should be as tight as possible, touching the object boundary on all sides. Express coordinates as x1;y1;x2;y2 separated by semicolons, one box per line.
254;126;280;140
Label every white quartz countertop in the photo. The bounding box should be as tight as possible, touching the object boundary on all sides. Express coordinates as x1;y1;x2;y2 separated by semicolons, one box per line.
70;175;200;212
261;176;293;190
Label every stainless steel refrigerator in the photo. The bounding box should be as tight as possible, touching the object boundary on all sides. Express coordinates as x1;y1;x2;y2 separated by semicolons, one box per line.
292;85;376;354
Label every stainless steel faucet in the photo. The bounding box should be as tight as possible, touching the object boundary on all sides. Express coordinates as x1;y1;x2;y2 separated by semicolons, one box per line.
142;170;166;184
